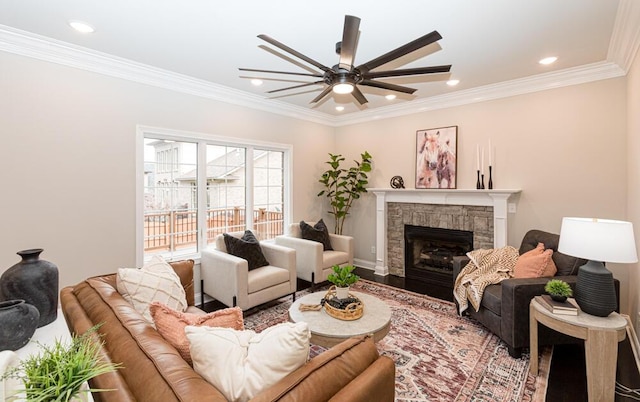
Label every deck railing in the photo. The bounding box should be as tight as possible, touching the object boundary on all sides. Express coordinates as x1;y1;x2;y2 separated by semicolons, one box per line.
144;207;283;253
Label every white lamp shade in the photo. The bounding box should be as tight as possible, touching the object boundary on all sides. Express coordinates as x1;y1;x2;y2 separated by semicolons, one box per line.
558;217;638;263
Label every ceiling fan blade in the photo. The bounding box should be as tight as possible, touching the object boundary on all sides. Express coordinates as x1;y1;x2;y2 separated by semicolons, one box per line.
351;86;368;104
363;65;451;79
338;15;361;70
258;34;331;73
266;81;324;93
360;80;416;94
356;30;443;73
239;68;323;78
310;86;333;103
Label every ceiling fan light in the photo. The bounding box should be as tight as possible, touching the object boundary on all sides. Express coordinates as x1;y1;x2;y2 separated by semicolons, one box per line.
333;83;354;94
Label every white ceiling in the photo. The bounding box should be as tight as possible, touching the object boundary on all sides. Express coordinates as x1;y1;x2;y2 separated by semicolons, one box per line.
0;0;638;124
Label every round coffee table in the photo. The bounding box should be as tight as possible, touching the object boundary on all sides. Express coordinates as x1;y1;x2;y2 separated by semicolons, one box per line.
289;290;392;348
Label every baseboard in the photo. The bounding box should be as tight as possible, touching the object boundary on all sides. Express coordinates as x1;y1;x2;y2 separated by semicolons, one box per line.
354;258;376;271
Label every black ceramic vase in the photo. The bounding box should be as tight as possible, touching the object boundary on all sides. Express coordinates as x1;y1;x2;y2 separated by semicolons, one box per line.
0;249;59;327
0;299;40;351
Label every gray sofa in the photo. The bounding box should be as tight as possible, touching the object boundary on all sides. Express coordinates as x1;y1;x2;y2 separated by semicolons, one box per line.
453;229;620;357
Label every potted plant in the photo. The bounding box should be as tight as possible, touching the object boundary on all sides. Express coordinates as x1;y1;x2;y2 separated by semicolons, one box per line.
318;151;372;235
544;279;573;302
327;265;360;299
2;325;120;402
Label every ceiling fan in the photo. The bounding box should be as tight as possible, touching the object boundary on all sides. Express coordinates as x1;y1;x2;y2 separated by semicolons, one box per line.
239;15;452;105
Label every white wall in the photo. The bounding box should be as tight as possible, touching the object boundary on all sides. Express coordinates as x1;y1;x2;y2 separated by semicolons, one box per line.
0;52;335;289
335;78;630;312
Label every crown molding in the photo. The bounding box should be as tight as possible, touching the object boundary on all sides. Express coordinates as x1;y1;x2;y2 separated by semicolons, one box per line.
0;25;334;126
607;0;640;73
331;61;625;126
0;20;632;128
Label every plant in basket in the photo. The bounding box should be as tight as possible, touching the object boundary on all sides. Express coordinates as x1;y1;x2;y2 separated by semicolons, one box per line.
327;265;359;299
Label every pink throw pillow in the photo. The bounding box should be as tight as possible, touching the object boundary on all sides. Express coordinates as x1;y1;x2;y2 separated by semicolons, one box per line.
513;242;558;278
150;302;244;365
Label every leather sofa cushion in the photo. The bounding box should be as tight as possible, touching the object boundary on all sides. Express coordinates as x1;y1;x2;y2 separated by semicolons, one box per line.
481;284;502;316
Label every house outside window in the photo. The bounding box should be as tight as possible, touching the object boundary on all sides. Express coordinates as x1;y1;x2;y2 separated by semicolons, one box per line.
137;126;292;264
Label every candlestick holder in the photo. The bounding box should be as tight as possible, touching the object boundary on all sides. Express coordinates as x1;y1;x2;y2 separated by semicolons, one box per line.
476;170;481;189
481;174;485;189
488;166;493;190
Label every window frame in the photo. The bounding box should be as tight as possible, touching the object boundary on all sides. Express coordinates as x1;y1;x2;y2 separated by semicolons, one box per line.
136;125;293;266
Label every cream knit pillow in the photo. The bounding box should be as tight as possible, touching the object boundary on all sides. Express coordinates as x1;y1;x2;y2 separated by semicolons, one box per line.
186;322;310;401
116;255;188;324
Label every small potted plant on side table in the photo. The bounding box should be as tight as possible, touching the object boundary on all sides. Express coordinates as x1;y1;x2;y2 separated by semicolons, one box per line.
327;265;360;299
544;279;573;302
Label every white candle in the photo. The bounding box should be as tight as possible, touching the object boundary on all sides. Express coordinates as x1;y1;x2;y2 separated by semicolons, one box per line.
476;145;479;171
481;148;484;173
489;139;493;166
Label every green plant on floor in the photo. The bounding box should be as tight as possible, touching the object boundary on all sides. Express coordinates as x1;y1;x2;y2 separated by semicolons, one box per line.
318;151;373;235
327;265;360;288
2;324;121;402
544;279;573;297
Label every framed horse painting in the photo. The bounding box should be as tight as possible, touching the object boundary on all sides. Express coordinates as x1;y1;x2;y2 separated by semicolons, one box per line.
415;126;458;189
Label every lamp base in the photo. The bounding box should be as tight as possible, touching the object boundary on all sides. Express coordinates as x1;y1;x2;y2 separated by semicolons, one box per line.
574;260;617;317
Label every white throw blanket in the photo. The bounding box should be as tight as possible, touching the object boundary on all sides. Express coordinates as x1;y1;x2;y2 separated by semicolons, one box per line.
453;246;519;315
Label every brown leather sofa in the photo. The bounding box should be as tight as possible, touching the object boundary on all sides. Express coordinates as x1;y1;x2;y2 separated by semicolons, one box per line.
453;229;620;358
60;260;396;402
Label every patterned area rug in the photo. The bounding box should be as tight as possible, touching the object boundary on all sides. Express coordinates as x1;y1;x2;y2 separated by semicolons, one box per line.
243;279;551;402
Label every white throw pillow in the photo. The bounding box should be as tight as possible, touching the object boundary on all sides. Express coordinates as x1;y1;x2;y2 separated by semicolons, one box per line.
186;322;310;402
116;255;188;323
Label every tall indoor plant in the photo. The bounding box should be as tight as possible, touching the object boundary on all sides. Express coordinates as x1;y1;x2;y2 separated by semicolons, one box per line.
318;151;372;235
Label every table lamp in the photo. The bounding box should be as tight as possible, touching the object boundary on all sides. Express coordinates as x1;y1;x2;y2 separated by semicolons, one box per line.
558;217;638;317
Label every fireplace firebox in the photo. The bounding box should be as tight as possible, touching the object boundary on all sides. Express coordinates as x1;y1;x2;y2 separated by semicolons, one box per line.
404;225;473;292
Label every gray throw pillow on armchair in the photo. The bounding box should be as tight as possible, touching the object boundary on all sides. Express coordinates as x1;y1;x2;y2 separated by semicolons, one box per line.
223;230;270;271
300;219;333;251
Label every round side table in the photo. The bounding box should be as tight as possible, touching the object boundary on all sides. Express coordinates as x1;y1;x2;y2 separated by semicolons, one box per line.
529;296;627;402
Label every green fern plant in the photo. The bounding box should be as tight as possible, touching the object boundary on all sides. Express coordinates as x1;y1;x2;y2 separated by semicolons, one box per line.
327;265;360;288
2;325;121;402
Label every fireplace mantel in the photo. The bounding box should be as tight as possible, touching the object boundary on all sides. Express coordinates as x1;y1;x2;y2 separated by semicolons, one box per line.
371;188;521;276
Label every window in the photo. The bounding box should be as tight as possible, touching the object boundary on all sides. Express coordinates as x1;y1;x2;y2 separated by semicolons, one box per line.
137;127;291;263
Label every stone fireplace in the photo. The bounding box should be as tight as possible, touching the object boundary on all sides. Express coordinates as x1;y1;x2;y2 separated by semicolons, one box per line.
372;189;520;277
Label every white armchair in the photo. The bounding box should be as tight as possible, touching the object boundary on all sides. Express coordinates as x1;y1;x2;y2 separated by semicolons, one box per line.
275;222;354;286
200;230;296;310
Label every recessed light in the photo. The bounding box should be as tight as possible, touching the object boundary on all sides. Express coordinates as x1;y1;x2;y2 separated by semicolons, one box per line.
385;94;397;100
250;79;263;86
68;20;95;33
539;56;557;65
335;106;345;112
446;79;460;86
